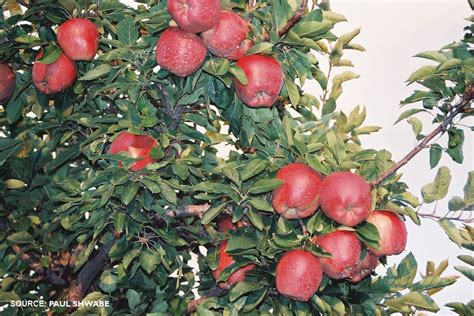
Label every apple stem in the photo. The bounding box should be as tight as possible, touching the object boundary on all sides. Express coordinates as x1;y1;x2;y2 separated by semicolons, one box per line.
299;218;309;235
371;87;473;187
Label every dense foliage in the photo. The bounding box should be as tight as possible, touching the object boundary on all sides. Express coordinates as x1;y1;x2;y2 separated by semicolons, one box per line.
0;0;472;315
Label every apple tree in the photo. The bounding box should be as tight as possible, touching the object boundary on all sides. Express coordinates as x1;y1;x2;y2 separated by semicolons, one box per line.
0;0;472;315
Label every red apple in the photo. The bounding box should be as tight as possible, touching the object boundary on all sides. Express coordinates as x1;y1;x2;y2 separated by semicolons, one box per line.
0;63;15;104
155;27;206;77
272;163;323;219
211;240;256;289
217;215;235;233
167;0;220;33
233;54;284;108
32;52;77;95
313;230;361;279
108;131;158;172
366;210;407;257
347;252;379;283
201;10;253;60
275;249;323;301
57;18;99;61
319;172;372;227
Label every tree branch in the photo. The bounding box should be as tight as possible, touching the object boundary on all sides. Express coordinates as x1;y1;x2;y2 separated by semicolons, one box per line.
66;239;115;302
277;0;308;37
417;212;473;223
371;89;473;186
11;244;67;287
156;84;186;131
167;204;211;218
187;287;227;313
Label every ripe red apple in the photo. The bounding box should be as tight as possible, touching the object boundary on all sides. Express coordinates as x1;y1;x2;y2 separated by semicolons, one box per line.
233;54;284;108
32;52;77;95
57;18;99;61
275;249;322;301
313;230;361;279
0;63;15;104
347;252;379;283
201;10;253;60
155;27;206;77
211;240;256;289
108;131;158;172
366;210;407;257
167;0;220;33
319;172;372;227
272;163;323;219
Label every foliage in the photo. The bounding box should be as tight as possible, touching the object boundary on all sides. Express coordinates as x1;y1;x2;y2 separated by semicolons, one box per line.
0;0;472;315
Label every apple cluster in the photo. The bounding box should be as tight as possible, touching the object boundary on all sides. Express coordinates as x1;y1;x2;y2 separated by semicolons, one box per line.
211;163;408;301
156;0;284;108
0;18;99;104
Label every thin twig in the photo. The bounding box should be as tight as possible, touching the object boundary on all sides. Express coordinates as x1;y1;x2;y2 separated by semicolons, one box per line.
371;89;473;186
417;212;473;224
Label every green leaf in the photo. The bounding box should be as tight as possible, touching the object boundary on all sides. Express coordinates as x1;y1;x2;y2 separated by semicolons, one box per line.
248;178;284;194
117;17;139;45
439;219;463;247
230;65;248;85
394;108;426;124
98;270;118;293
454;265;474;281
437;58;462;71
292;21;333;38
411;276;456;292
385;292;439;313
126;289;142;311
421;166;452;203
7;231;33;244
240;159;268;181
38;46;61;64
246;42;273;55
414;51;448;63
121;181;139;205
229;281;263;302
80;64;113;81
201;203;226;225
429;144;442;169
463;171;474;206
284;77;300;106
330;71;359;100
448;196;465;212
394;252;418;288
139;248;161;274
248;197;274;212
356;222;380;249
406;65;436;83
407;117;422;136
159;181;177;205
202;58;230;76
458;255;474;266
247;208;264;231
